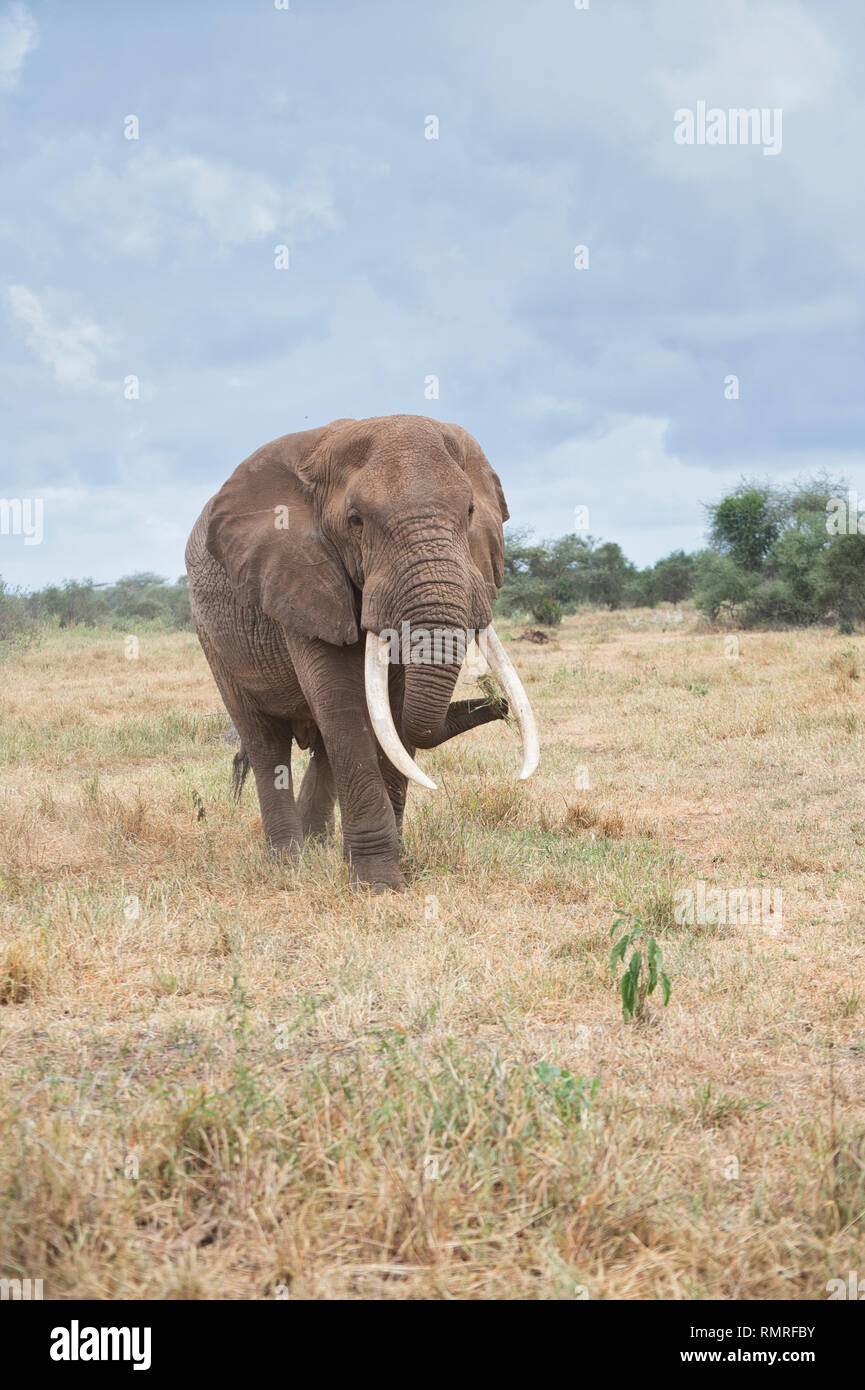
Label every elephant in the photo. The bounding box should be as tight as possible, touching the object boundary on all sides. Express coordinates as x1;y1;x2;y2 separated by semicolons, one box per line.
185;414;539;891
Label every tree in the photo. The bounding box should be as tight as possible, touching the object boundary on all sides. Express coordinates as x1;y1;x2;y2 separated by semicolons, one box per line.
705;484;783;572
0;577;36;657
693;554;757;622
32;579;108;627
582;542;637;610
695;474;865;629
650;550;699;603
817;533;865;632
497;532;637;620
105;572;192;627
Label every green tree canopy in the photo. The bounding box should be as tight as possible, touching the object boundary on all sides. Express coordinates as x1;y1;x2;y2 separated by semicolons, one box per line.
705;484;784;572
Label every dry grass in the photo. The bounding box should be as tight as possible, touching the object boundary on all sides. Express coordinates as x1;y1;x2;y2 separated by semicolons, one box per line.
1;608;864;1300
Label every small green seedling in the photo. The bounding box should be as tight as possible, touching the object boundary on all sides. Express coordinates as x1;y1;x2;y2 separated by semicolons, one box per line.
534;1062;599;1120
609;917;671;1022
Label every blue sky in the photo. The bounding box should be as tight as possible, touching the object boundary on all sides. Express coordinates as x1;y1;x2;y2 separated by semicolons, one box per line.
1;0;863;588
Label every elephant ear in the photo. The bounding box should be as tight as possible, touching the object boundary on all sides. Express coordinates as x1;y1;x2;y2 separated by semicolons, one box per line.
205;425;360;645
443;423;510;601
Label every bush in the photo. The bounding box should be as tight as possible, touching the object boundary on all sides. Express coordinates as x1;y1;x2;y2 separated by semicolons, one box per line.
23;572;193;633
695;476;865;629
623;568;657;608
30;578;108;627
498;531;666;621
740;577;814;627
0;578;37;660
693;554;757;622
651;550;700;603
527;595;562;625
106;573;192;628
817;533;865;632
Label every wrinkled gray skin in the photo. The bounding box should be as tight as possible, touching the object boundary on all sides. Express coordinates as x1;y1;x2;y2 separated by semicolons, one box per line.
186;414;511;891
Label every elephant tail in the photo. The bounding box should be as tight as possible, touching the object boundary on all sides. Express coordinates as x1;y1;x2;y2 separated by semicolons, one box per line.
231;747;251;802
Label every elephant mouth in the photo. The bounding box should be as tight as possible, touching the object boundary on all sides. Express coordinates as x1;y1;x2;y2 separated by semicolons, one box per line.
363;623;540;790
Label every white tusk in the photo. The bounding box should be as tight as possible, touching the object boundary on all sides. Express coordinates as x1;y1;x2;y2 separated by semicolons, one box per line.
481;623;540;780
364;632;437;790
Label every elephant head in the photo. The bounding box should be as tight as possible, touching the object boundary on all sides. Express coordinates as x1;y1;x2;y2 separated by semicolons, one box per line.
205;414;538;787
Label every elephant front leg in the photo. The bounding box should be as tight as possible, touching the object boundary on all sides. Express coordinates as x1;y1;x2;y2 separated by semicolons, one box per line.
377;748;408;845
326;729;405;890
291;640;404;891
380;663;409;842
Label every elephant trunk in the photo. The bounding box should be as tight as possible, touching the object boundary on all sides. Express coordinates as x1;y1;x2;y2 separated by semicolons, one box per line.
396;567;470;750
361;536;540;788
363;624;540;789
401;651;463;751
362;547;471;751
362;631;462;789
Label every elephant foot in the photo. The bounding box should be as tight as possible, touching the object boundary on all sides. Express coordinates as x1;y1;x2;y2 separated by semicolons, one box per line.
302;823;335;844
265;839;301;862
354;873;407;894
348;856;406;893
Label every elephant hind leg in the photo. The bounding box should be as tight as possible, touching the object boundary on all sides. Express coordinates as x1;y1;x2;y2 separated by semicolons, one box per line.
193;633;300;855
242;718;302;856
297;731;336;841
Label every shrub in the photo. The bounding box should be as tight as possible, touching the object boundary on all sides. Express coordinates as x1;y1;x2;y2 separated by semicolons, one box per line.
22;572;193;633
817;533;865;632
0;578;37;659
695;477;865;629
693;554;757;622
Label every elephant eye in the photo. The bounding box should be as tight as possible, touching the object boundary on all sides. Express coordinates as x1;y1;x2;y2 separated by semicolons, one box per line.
348;512;363;528
468;503;475;519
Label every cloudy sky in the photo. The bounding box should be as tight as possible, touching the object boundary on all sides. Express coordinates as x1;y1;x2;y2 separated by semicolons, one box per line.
1;0;863;588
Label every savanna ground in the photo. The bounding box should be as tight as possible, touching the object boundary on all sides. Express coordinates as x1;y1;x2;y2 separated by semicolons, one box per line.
0;608;863;1300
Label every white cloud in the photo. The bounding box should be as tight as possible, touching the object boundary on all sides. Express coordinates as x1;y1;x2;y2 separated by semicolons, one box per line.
457;0;843;188
0;3;37;90
53;148;339;259
4;284;112;388
514;393;588;423
661;293;857;344
657;1;837;114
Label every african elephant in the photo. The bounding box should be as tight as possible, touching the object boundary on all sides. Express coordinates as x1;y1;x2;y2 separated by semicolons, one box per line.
185;414;538;891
